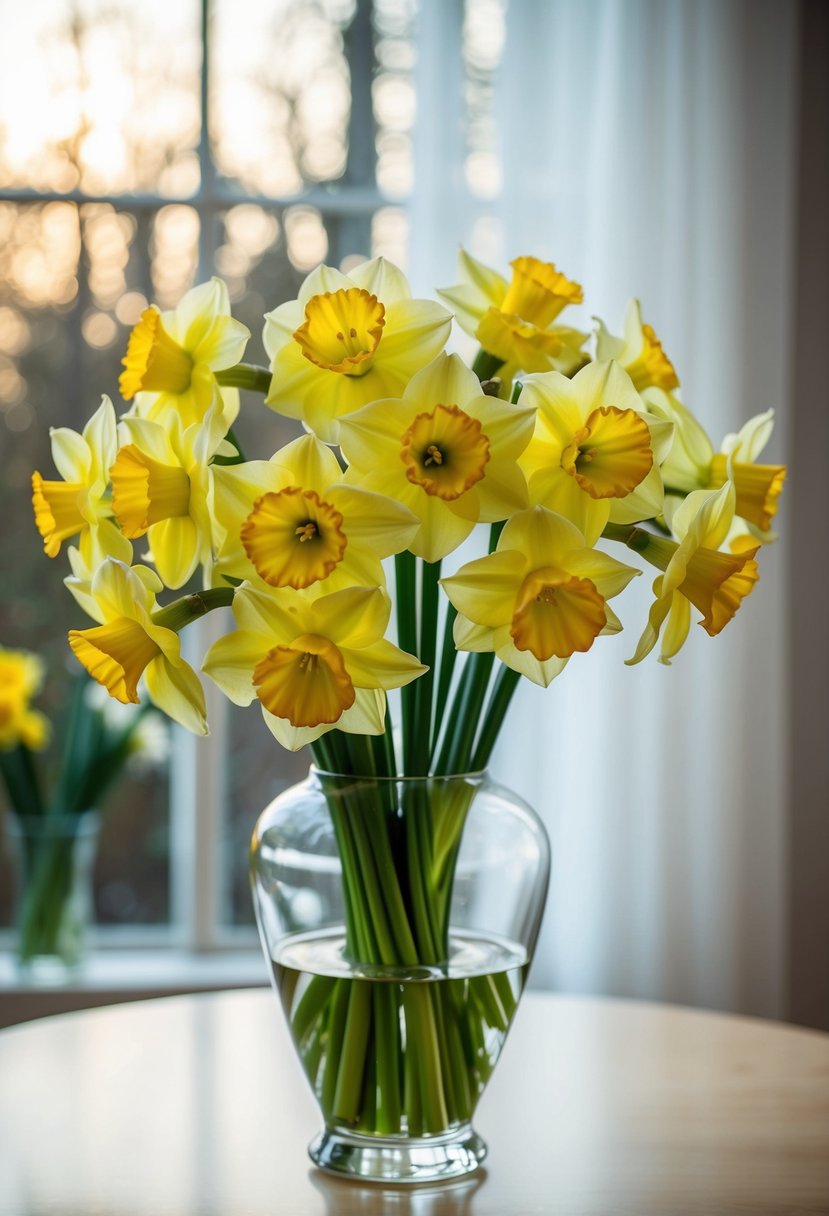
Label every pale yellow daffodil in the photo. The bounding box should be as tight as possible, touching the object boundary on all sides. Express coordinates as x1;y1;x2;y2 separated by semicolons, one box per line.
0;648;50;751
441;506;640;687
68;559;208;734
594;300;679;392
120;278;249;428
212;432;419;593
621;483;760;665
437;249;588;376
519;361;674;545
643;389;787;538
109;405;228;590
339;353;535;563
32;395;132;567
263;257;452;444
202;583;426;750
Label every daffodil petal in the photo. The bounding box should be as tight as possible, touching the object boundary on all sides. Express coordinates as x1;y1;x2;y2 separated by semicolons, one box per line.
349;256;412;306
202;629;264;705
309;587;390;649
147;516;200;590
50;427;92;484
403;352;482;408
341;639;426;690
145;654;208;734
327;485;419;556
231;584;306;642
442;550;527;627
271;433;343;490
659;592;692;664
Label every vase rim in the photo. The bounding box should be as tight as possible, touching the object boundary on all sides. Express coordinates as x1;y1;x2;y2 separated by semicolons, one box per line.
310;765;489;783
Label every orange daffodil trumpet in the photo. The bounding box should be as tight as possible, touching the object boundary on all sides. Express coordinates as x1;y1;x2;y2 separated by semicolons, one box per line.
29;252;785;749
518;361;674;546
608;484;760;666
120;278;249;428
340;353;535;562
32;395;131;566
203;585;425;751
67;559;208;733
109;405;228;589
212;432;419;593
643;389;786;540
263;257;452;443
438;249;588;378
442;507;639;687
594;300;680;392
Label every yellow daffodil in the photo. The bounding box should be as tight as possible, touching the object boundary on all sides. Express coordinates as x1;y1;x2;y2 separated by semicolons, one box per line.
212;432;419;593
203;583;426;750
68;559;208;733
109;406;228;590
120;278;249;428
339;353;535;563
618;483;760;665
643;389;786;538
0;648;49;751
594;300;679;392
32;395;132;567
441;506;639;687
262;257;452;443
437;249;588;375
518;361;674;545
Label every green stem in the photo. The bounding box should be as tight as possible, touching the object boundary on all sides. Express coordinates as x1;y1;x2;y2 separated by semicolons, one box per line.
471;666;521;772
215;362;272;394
411;559;440;775
152;586;235;632
472;349;505;382
394;551;418;771
434;652;495;775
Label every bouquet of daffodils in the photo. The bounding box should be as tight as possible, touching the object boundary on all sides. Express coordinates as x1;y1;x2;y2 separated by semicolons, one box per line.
0;652;156;965
31;252;785;1129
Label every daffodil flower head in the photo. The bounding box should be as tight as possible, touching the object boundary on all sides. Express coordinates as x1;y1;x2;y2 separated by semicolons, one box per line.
643;391;786;539
519;361;674;545
31;395;131;567
212;432;419;593
594;300;679;392
202;583;426;750
708;410;786;536
441;506;640;687
119;278;250;428
437;249;588;375
339;352;535;563
0;647;50;751
626;483;761;666
262;257;452;443
67;559;208;734
109;405;228;589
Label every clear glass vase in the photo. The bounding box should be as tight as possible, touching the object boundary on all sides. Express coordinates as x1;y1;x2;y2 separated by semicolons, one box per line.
250;768;550;1184
5;812;100;983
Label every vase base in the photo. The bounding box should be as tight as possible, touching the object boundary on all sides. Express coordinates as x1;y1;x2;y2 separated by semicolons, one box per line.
309;1123;487;1184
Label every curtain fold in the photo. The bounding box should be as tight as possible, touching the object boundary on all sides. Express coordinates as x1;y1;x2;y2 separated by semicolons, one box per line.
409;0;797;1016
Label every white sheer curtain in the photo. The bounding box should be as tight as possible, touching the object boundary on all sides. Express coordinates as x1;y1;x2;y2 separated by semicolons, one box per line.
409;0;797;1017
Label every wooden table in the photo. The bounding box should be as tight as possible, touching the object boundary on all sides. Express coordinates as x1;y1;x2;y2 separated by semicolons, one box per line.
1;990;828;1215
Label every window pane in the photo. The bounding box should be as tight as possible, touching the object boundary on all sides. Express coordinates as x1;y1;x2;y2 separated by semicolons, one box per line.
0;201;174;929
211;0;356;196
0;0;201;196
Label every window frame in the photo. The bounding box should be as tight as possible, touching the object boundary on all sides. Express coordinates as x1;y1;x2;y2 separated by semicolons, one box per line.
0;0;385;954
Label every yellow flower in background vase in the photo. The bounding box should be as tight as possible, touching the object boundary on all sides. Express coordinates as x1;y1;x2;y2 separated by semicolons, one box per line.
643;389;787;538
203;584;426;751
263;257;452;443
212;432;419;592
0;648;50;751
441;506;639;687
120;278;249;428
68;559;207;733
594;300;679;392
437;249;588;375
31;395;131;566
518;361;674;545
339;353;535;563
109;405;228;590
621;483;760;665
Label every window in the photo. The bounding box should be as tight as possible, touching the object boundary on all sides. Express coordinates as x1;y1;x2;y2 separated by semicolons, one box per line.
0;0;417;948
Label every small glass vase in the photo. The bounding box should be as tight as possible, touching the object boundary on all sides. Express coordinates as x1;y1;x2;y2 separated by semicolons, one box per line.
4;812;100;983
250;769;550;1185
